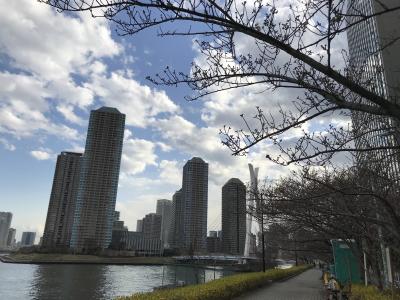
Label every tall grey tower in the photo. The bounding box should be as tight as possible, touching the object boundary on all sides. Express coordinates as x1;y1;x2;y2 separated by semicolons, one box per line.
221;178;246;255
156;199;173;248
169;189;184;249
347;1;400;286
347;1;400;176
42;152;82;249
0;212;12;248
70;107;125;252
182;157;208;253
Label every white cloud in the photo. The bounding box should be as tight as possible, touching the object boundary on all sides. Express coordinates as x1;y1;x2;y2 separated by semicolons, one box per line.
153;115;237;166
121;135;158;176
0;0;120;81
30;148;54;160
156;142;172;152
0;0;120;141
0;74;81;140
56;105;84;125
89;71;180;127
159;160;182;185
0;138;16;151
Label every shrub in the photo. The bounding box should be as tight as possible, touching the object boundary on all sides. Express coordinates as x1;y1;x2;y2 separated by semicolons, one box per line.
350;284;400;300
117;265;311;300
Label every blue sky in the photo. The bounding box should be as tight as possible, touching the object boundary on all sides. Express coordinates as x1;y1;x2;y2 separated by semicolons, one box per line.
0;0;351;243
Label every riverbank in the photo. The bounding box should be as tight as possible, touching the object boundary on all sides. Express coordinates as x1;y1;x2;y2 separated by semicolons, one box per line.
0;253;261;272
0;253;174;265
117;265;311;300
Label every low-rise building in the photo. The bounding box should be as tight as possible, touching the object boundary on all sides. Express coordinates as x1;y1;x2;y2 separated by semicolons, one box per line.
110;231;162;256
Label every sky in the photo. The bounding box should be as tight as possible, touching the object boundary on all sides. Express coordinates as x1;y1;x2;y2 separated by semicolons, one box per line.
0;0;350;243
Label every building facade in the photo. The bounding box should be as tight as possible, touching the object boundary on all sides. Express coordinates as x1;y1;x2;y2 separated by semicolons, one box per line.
169;189;184;249
42;152;82;249
156;199;173;248
113;211;120;222
111;231;162;255
142;213;162;240
182;157;208;253
21;232;36;247
221;178;246;255
0;212;12;248
136;219;143;232
347;1;400;175
6;228;16;247
347;0;400;286
206;236;221;253
70;107;125;252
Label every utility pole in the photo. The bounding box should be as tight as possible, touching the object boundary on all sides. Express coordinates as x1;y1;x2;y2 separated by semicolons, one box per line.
259;193;266;272
261;213;266;272
236;184;240;255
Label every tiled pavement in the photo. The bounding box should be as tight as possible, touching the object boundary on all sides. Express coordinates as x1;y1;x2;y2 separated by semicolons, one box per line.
236;268;326;300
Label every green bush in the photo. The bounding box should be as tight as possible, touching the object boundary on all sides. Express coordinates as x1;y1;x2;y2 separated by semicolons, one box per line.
117;265;310;300
350;284;400;300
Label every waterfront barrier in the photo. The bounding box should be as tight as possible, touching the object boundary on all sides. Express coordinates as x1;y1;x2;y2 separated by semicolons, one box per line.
117;265;311;300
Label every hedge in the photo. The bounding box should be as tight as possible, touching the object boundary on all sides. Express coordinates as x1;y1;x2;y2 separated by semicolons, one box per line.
117;265;311;300
350;284;400;300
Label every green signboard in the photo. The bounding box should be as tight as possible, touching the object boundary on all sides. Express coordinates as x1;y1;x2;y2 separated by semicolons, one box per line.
331;240;361;285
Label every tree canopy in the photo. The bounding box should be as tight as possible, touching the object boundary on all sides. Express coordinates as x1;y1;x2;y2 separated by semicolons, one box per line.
41;0;400;165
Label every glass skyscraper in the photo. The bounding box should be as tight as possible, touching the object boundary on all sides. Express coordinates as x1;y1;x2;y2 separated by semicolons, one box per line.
347;0;400;177
346;0;400;285
70;107;125;252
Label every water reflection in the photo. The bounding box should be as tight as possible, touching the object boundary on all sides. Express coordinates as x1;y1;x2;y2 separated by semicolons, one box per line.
30;264;108;300
0;262;36;300
1;263;235;300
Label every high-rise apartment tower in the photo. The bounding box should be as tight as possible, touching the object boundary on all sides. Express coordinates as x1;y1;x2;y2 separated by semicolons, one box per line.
182;157;208;252
0;212;12;248
221;178;246;255
7;228;16;247
42;152;82;248
70;107;125;252
156;199;173;248
169;189;184;249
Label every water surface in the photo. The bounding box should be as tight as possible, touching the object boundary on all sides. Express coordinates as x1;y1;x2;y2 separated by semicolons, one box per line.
0;261;234;299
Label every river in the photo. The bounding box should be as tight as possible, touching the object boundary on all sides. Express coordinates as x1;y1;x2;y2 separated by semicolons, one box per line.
0;261;235;300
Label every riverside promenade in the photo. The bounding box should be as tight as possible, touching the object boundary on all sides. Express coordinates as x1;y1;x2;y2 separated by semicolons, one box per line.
236;268;325;300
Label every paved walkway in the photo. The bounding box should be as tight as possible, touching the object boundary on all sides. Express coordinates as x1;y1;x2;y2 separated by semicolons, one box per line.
236;268;325;300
